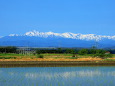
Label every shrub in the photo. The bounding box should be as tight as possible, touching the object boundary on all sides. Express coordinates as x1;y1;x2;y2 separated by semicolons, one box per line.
12;57;16;59
36;54;44;58
72;54;77;57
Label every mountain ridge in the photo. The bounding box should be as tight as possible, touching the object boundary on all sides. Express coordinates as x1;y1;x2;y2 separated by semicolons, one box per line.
0;30;115;48
8;30;115;41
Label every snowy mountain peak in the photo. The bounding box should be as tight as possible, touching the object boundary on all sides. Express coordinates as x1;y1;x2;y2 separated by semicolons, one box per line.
25;30;39;36
9;34;19;36
6;30;115;41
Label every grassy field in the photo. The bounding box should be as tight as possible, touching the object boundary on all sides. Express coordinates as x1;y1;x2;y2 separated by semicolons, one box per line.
0;53;25;56
0;53;97;59
0;53;115;67
0;53;115;62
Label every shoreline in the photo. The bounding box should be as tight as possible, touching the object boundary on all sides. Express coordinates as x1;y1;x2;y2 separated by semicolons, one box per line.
0;61;115;67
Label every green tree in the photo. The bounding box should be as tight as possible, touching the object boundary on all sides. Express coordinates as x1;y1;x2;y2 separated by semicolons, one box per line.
36;50;41;54
57;48;62;53
0;46;17;53
65;49;76;54
96;49;106;54
89;49;96;54
78;49;88;55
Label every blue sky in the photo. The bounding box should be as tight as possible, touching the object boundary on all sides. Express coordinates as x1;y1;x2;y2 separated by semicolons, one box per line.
0;0;115;36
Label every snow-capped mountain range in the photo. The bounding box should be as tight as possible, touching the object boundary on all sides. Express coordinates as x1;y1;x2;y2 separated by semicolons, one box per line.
0;30;115;48
8;30;115;41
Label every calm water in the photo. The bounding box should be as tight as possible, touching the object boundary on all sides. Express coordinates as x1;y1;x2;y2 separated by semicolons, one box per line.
0;67;115;86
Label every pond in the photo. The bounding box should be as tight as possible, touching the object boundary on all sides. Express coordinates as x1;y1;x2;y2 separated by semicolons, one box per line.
0;67;115;86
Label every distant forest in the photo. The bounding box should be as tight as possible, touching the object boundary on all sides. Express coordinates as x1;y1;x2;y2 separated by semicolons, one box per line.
0;46;115;54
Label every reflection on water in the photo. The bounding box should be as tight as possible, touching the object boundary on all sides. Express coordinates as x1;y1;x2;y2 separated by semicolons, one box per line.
0;67;115;86
24;70;115;79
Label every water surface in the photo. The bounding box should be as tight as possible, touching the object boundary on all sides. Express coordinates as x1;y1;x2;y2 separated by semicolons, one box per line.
0;67;115;86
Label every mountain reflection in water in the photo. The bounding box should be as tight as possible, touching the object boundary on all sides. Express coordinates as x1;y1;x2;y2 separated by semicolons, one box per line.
0;67;115;86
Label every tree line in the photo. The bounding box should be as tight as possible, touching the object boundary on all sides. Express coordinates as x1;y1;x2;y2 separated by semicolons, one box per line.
0;46;115;55
36;48;108;54
0;46;17;53
36;48;113;58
